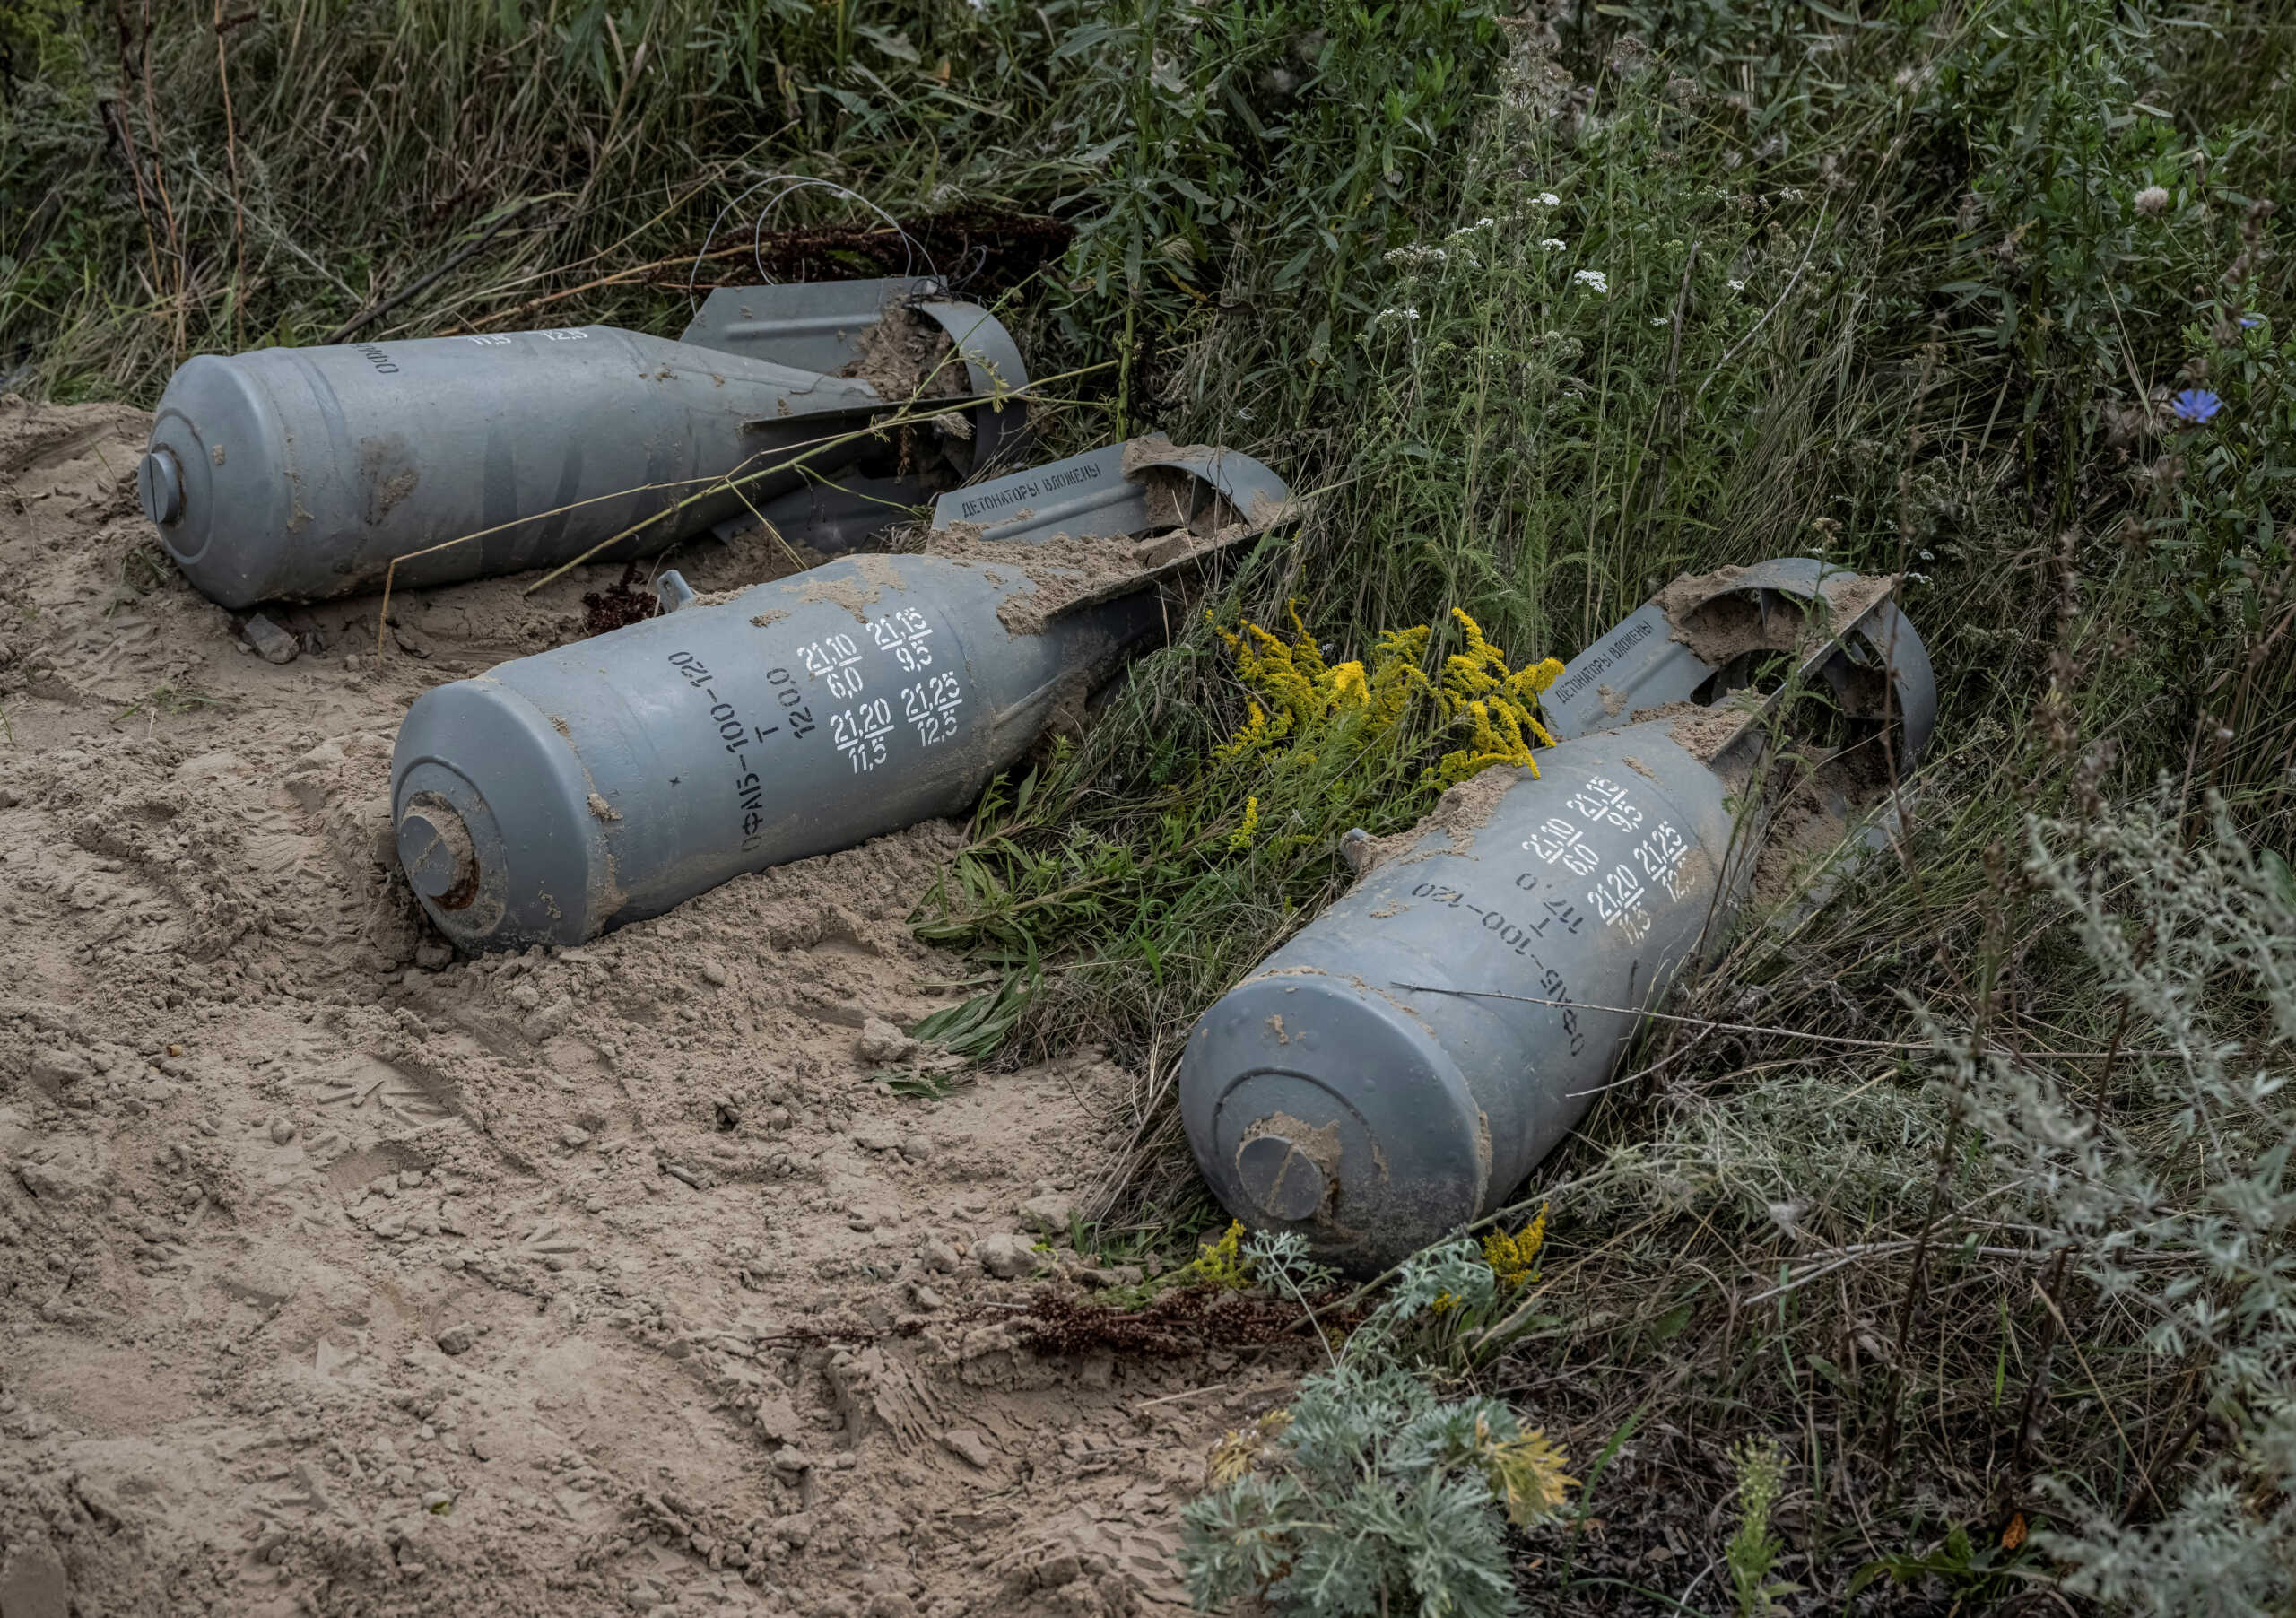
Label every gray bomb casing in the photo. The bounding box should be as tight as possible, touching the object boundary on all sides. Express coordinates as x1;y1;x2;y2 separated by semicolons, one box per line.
136;281;1024;609
1178;723;1741;1272
1178;558;1936;1273
391;554;1158;952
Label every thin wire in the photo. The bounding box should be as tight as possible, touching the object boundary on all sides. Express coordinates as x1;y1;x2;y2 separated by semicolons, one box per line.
684;174;940;314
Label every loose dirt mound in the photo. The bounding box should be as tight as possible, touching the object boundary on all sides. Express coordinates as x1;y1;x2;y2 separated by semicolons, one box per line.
0;399;1277;1617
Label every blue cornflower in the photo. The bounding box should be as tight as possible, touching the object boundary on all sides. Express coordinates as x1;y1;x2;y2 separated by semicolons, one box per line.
2240;316;2264;329
2172;387;2222;424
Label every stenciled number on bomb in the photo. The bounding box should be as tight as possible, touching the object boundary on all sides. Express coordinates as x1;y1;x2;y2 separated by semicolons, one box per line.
1508;871;1587;937
1587;864;1654;944
799;633;866;700
1516;773;1689;944
666;650;785;851
763;666;816;740
1405;881;1587;1056
1523;815;1601;877
1633;820;1692;902
831;699;894;772
901;672;963;746
1412;881;1581;955
1536;962;1587;1057
1565;775;1643;832
868;608;935;672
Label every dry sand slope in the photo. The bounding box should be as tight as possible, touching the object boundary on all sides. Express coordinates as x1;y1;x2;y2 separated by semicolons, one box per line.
0;398;1277;1618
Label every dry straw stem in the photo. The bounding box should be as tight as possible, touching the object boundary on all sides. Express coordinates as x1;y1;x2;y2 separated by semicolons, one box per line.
369;359;1111;657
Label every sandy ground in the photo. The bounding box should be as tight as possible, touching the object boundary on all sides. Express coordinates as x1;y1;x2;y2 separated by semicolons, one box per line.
0;399;1269;1618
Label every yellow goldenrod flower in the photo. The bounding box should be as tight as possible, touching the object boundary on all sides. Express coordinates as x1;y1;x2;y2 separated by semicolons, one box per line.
1228;796;1260;851
1481;1204;1548;1290
1187;1220;1253;1289
1431;611;1563;788
1211;605;1556;789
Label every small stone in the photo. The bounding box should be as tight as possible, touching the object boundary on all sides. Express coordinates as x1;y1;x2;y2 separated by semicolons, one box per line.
910;1285;944;1312
974;1232;1038;1280
700;960;729;987
523;995;574;1040
752;1394;804;1446
422;1490;454;1512
918;1237;959;1274
1017;1193;1076;1236
559;1126;592;1150
241;613;300;665
435;1323;479;1356
940;1429;995;1470
467;1432;494;1461
414;940;454;971
855;1017;918;1066
27;1048;91;1099
268;1118;296;1145
1037;1553;1082;1589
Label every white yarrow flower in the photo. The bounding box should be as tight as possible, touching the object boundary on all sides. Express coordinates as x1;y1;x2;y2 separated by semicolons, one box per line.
1573;269;1608;293
1537;192;1561;206
1650;316;1669;326
1727;278;1746;291
1539;238;1566;250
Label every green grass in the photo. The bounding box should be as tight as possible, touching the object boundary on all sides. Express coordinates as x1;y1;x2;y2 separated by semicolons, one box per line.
8;0;2296;1608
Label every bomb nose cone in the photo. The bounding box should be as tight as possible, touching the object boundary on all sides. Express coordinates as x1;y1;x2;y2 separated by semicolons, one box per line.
1236;1128;1331;1222
137;448;184;526
398;800;480;910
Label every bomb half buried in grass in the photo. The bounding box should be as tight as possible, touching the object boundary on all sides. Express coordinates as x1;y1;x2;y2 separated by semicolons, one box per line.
1178;559;1937;1272
390;439;1291;952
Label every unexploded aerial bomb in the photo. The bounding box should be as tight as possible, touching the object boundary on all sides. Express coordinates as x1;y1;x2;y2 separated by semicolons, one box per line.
390;440;1290;953
1177;558;1937;1272
136;278;1028;610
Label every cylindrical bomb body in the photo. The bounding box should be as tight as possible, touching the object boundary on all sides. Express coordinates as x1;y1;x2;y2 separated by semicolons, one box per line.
138;326;888;609
1178;721;1742;1273
392;554;1161;952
